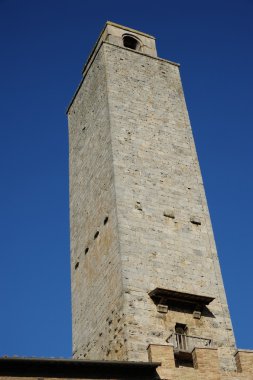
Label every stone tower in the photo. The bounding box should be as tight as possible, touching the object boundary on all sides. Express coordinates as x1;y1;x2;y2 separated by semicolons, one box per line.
67;22;236;371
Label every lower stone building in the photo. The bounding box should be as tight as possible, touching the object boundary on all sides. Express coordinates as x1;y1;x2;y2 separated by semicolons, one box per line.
149;345;253;379
0;348;252;379
2;22;252;380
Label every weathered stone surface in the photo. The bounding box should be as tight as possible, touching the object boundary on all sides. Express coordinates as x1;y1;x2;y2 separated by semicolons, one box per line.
68;22;237;371
68;45;126;360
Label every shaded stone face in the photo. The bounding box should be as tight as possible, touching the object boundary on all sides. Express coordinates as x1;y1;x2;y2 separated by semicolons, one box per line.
68;22;236;371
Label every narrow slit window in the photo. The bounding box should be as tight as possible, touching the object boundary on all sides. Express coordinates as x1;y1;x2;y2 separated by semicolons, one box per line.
94;231;99;239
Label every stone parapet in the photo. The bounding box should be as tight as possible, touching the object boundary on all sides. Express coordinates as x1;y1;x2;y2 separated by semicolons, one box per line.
192;347;219;372
235;349;253;373
148;344;253;380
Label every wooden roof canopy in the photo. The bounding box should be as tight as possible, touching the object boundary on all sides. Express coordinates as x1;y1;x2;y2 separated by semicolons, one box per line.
149;288;215;309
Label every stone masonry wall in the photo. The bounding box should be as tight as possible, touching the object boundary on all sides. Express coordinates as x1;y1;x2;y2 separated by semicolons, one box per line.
104;42;236;370
68;35;238;369
68;47;126;360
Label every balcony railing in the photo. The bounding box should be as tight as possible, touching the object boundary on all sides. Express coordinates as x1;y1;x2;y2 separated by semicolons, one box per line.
167;333;212;353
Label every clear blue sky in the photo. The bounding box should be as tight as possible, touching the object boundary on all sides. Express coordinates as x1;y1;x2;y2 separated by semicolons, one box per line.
0;0;252;358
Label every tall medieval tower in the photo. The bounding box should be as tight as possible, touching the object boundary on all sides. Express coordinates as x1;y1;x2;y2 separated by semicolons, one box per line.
67;22;236;371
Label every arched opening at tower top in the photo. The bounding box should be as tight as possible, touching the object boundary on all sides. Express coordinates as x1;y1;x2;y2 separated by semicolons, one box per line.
122;35;141;51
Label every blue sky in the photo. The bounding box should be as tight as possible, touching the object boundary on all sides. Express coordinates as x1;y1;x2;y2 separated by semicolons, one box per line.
0;0;252;358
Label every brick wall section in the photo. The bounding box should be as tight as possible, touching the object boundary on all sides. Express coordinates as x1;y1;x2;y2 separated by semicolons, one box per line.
148;344;253;380
193;347;220;372
103;42;235;369
235;350;253;373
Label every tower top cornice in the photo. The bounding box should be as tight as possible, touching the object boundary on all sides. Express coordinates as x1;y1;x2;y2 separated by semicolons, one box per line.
104;21;156;39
